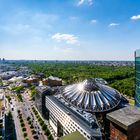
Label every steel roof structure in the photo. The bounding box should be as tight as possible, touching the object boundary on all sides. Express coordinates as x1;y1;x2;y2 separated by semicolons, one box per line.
62;78;122;113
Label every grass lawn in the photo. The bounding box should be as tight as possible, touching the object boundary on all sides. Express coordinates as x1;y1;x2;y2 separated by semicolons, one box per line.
129;99;135;105
0;100;3;109
60;131;86;140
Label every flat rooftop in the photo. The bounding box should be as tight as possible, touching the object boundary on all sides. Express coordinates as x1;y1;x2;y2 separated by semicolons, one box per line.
46;95;102;138
107;106;140;130
60;131;86;140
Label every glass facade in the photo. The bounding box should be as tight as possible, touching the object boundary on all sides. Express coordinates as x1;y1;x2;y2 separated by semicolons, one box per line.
135;50;140;107
35;87;52;119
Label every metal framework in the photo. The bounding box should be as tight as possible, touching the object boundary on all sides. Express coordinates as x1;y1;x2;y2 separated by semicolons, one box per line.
62;78;121;112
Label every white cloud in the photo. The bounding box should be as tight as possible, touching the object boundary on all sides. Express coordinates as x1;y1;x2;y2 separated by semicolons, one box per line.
11;11;59;30
109;23;120;27
78;0;84;5
91;19;97;24
131;14;140;20
69;16;79;21
52;33;79;45
0;10;61;44
88;0;93;5
0;24;33;35
32;13;59;25
77;0;93;6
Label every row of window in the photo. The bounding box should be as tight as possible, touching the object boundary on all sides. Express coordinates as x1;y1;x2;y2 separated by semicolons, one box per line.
50;113;57;126
45;97;91;140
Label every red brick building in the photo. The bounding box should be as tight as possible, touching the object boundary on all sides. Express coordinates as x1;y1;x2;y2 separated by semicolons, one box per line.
107;106;140;140
42;76;62;86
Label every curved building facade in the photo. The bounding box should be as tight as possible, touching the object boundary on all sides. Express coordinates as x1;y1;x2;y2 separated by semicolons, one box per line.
135;50;140;107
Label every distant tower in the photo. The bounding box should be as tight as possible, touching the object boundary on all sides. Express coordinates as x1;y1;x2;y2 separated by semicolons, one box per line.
135;50;140;107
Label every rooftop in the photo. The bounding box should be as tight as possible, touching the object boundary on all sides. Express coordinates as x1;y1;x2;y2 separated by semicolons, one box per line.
107;106;140;130
60;131;86;140
47;95;102;138
47;76;62;81
60;78;122;112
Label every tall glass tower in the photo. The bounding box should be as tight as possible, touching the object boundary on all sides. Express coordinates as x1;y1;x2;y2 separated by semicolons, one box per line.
135;49;140;107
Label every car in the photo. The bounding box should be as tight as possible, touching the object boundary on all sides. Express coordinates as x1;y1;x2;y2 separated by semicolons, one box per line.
39;131;42;135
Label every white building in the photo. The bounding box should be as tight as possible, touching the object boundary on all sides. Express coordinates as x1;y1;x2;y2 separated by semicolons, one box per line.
46;95;101;140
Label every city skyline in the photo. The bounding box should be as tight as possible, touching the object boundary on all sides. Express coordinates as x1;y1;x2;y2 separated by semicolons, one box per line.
0;0;140;60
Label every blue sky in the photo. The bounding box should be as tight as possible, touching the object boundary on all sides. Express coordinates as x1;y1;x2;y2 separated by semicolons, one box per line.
0;0;140;60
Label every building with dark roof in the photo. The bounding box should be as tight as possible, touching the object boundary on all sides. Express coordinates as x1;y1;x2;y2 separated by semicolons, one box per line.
107;106;140;140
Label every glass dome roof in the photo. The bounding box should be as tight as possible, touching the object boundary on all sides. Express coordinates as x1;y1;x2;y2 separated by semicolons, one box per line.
62;78;122;112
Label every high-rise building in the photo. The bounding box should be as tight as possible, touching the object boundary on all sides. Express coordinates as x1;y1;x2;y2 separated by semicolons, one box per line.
135;49;140;107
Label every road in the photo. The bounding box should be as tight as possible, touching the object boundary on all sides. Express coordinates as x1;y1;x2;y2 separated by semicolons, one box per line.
22;93;47;140
4;87;48;140
2;88;23;140
10;97;24;140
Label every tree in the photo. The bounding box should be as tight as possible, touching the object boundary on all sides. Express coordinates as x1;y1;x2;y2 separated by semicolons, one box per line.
17;110;21;114
27;117;31;121
45;129;50;136
40;120;44;126
42;124;47;130
23;133;27;137
28;120;31;125
20;119;24;123
21;122;25;127
30;124;34;129
48;134;53;140
31;130;36;134
27;62;134;97
22;127;26;132
33;135;39;139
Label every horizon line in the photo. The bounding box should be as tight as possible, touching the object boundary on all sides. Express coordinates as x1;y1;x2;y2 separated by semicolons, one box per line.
1;59;134;62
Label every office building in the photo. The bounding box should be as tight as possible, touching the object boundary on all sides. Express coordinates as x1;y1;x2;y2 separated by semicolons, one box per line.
46;95;102;140
45;78;128;140
135;49;140;107
35;86;60;119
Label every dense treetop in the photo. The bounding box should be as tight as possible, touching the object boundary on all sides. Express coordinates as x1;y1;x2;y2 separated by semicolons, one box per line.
26;62;134;97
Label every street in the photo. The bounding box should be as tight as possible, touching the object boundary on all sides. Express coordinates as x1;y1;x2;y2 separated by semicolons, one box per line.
22;93;47;140
10;97;24;140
